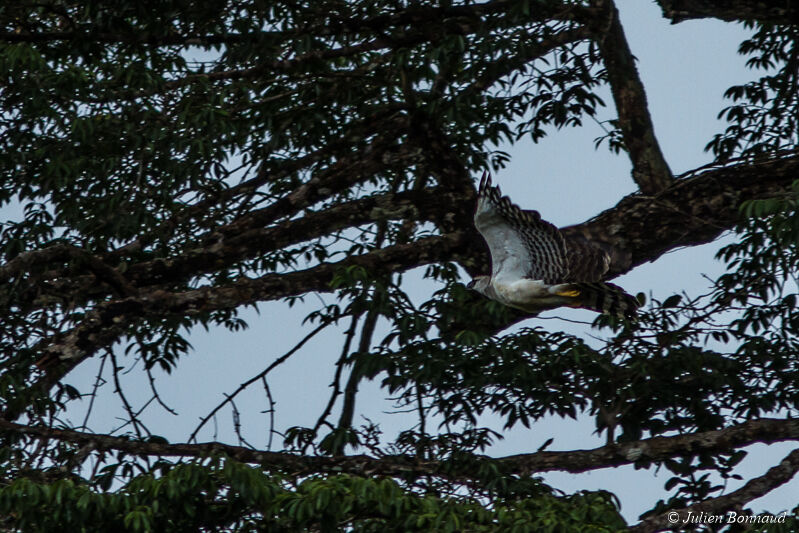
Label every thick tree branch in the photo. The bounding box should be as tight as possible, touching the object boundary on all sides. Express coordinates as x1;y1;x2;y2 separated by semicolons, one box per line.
0;243;133;297
8;183;445;317
110;112;411;259
630;446;799;532
336;298;381;440
656;0;799;25
499;418;799;475
562;152;799;277
591;0;674;195
1;417;798;481
0;1;593;46
121;188;460;289
0;130;421;313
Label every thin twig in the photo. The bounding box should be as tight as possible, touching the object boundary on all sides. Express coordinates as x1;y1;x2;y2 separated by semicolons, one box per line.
145;363;178;416
260;376;276;451
107;349;148;438
188;320;332;443
80;352;108;431
416;385;426;438
229;396;255;449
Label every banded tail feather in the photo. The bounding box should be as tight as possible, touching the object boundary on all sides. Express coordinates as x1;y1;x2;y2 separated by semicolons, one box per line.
571;281;640;318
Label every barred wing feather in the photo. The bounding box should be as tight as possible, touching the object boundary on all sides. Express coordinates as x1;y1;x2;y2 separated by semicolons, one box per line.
474;172;568;284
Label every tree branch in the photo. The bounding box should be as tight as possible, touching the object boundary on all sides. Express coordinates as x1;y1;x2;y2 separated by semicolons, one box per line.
629;446;799;532
109;112;412;259
591;0;674;194
655;0;799;25
498;418;799;475
0;130;422;313
336;300;381;439
1;417;798;481
0;1;592;46
306;314;361;454
120;187;458;289
562;151;799;277
0;243;135;297
5;232;468;422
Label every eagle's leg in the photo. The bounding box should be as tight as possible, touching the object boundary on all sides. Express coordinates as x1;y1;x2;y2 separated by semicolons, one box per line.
492;279;578;312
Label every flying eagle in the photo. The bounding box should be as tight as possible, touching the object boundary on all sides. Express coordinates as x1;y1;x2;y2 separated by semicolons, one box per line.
468;172;639;317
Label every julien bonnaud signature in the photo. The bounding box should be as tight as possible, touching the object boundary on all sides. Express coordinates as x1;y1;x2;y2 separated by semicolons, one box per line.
667;510;788;525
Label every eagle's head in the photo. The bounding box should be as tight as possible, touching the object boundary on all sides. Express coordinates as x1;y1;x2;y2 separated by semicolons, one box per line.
466;276;492;297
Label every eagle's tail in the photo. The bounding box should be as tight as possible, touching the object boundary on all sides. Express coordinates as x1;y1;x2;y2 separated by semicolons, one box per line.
569;282;640;318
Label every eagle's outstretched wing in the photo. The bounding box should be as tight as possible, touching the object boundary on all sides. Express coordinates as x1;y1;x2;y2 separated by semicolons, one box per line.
471;172;639;317
474;172;568;284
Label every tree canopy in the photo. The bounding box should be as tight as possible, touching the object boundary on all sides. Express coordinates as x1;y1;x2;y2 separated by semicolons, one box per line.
2;0;799;531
